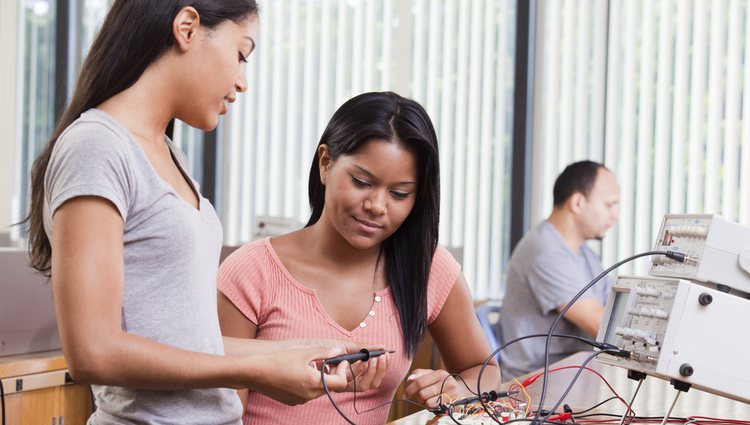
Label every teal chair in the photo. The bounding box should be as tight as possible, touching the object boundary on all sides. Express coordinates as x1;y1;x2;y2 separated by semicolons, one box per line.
475;303;502;364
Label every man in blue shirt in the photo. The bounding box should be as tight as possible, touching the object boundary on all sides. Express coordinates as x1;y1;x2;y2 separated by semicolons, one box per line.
500;161;620;379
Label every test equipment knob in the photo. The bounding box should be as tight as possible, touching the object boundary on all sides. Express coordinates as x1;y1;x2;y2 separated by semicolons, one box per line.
679;363;694;377
698;293;713;306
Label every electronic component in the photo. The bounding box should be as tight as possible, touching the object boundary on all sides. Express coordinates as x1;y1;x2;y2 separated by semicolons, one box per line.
650;214;750;295
597;275;750;404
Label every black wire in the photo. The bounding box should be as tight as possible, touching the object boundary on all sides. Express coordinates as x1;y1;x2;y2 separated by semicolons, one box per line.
1;374;5;425
321;360;356;425
432;373;472;425
475;333;615;423
540;350;615;423
571;396;618;415
323;359;439;424
451;373;479;396
348;364;425;416
533;250;675;425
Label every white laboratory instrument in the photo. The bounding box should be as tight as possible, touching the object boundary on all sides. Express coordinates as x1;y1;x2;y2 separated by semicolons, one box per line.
649;214;750;295
597;214;750;404
597;275;750;403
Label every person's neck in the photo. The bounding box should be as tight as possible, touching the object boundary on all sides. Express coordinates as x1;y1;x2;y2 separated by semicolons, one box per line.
96;67;175;148
547;209;586;254
306;219;382;269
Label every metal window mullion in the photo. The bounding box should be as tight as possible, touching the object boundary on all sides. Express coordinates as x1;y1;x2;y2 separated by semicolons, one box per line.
509;0;537;250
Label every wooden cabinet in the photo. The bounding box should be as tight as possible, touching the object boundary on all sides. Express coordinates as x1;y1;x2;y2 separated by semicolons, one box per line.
1;351;93;425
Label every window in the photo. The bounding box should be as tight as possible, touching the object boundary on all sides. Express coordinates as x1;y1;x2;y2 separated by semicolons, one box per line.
12;0;204;238
9;0;518;299
14;0;57;237
219;0;517;299
531;0;750;274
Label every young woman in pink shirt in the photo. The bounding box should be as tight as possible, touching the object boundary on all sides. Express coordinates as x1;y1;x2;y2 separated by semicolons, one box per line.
218;91;501;424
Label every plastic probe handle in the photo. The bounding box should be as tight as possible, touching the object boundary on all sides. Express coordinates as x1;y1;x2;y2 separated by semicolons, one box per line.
324;349;393;365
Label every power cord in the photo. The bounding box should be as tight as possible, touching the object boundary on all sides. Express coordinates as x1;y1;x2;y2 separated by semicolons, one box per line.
532;250;689;425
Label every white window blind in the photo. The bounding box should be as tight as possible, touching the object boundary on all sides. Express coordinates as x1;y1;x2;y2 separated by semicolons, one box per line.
219;0;517;299
531;0;750;275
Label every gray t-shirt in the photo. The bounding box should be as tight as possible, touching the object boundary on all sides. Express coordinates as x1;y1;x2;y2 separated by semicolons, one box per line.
43;109;242;424
499;221;611;380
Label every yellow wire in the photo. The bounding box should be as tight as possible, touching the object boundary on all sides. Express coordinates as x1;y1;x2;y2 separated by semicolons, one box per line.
514;378;532;417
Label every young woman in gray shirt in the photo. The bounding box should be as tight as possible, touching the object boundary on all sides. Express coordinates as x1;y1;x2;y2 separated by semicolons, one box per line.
23;1;385;423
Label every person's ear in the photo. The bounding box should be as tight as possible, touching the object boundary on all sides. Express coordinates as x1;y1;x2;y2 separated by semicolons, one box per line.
318;144;331;186
173;7;201;52
569;193;584;214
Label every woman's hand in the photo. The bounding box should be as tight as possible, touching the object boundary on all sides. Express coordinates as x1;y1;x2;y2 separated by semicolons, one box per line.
284;339;390;393
402;368;473;408
342;352;388;392
241;346;350;405
240;343;389;405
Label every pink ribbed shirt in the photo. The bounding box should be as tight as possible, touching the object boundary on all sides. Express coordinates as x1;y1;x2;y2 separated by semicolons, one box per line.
217;238;460;425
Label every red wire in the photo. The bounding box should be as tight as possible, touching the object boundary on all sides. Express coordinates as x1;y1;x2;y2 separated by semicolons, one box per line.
687;417;750;424
575;416;750;425
511;368;750;425
520;365;632;415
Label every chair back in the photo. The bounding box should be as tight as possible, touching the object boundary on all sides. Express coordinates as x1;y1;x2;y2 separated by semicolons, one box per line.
475;302;502;364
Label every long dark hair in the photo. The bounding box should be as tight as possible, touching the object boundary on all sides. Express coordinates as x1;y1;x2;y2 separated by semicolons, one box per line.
307;92;441;358
24;0;259;276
